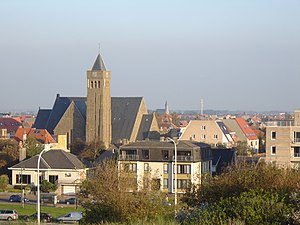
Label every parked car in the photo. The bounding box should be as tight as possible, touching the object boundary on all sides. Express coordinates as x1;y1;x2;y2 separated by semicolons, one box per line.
56;212;82;222
23;213;53;223
65;197;77;204
8;194;29;202
0;210;18;221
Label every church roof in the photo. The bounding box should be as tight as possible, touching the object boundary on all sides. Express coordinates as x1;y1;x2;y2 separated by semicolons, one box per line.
111;97;144;141
136;114;160;140
92;54;106;71
33;95;86;134
34;96;145;142
33;109;52;129
10;149;85;170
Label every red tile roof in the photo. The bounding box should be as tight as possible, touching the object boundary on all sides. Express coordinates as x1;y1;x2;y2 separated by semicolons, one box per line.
14;127;56;144
235;118;258;140
0;118;23;134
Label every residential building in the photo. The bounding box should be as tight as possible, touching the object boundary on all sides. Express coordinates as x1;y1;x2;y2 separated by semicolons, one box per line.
179;120;234;147
0;117;22;138
9;149;87;195
223;118;259;152
265;110;300;168
118;139;212;193
14;127;56;144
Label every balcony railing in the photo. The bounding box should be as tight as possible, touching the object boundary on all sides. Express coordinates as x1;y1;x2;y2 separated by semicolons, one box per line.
173;156;194;161
265;121;294;127
293;138;300;143
119;154;139;160
294;153;300;157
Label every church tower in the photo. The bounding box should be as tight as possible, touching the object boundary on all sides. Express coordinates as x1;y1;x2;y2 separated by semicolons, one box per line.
86;54;111;148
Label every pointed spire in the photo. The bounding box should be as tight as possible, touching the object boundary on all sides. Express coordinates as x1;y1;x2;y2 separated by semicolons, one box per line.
92;54;106;71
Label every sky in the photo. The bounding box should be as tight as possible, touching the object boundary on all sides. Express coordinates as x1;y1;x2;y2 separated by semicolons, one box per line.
0;0;300;112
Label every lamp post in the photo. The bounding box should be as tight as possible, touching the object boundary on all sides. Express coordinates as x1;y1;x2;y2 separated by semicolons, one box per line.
167;137;177;213
37;148;49;225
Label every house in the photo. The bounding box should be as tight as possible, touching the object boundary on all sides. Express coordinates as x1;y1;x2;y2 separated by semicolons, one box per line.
9;149;87;195
14;127;56;144
0;117;22;138
265;110;300;168
223;118;259;153
118;139;213;193
179;120;234;147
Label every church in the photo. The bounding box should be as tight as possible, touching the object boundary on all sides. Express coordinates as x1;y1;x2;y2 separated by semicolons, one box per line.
33;54;159;148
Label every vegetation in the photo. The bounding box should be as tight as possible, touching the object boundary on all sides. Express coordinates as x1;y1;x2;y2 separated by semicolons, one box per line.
70;139;106;162
79;159;174;224
0;174;9;191
40;180;57;193
25;136;43;158
180;163;300;224
235;141;254;156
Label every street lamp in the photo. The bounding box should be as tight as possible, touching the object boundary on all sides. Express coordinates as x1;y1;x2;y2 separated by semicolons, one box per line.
167;137;177;212
37;148;50;225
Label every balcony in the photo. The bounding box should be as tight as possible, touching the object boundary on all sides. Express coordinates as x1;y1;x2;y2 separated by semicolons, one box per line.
294;153;300;157
119;154;139;161
265;121;294;127
173;156;194;161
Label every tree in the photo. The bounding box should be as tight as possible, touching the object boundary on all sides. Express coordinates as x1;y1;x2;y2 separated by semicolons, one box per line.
78;141;106;162
183;163;300;206
70;138;85;155
0;139;18;160
25;136;43;157
79;160;173;223
40;180;57;193
235;141;253;156
0;174;9;191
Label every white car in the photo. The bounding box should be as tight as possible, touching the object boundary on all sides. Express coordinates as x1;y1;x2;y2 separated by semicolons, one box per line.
56;212;82;222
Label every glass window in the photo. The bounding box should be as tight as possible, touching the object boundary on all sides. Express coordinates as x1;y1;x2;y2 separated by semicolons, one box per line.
163;179;168;189
271;131;276;140
142;150;149;159
162;150;169;160
163;164;168;174
271;146;276;155
144;163;149;173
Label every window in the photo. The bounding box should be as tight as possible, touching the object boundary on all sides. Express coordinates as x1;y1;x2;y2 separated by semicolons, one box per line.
174;164;191;174
294;147;300;157
201;125;206;130
271;146;276;155
175;179;190;189
16;174;31;184
142;149;149;159
163;179;168;189
163;164;168;174
49;175;58;184
162;150;169;160
144;163;149;173
271;131;276;140
201;134;206;139
120;163;137;172
213;134;218;139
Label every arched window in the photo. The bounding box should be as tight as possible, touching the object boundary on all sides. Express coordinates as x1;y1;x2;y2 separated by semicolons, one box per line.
98;81;101;88
91;81;94;88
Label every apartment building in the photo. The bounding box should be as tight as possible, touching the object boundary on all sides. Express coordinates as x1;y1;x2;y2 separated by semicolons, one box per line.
118;139;212;193
265;110;300;168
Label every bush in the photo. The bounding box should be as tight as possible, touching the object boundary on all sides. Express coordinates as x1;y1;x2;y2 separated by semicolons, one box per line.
0;174;9;191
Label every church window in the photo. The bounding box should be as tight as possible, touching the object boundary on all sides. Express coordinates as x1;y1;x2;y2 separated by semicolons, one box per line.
91;81;94;88
98;81;101;88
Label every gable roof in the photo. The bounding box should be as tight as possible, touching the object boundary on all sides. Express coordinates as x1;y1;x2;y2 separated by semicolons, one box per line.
111;97;143;141
136;114;160;140
235;118;258;140
211;148;236;175
33;109;52;129
0;118;23;133
10;149;85;170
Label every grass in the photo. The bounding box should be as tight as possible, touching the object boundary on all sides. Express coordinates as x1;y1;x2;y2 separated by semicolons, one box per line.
0;203;83;218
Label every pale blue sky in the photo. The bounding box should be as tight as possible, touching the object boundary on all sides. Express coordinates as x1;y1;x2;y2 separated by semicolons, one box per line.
0;0;299;112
